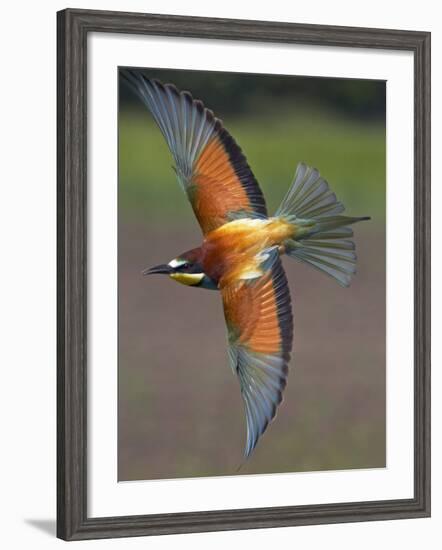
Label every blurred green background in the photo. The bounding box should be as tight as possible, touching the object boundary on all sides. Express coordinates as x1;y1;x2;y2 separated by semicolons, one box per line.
118;68;386;481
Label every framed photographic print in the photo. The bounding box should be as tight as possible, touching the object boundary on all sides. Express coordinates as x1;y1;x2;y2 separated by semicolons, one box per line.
57;8;431;541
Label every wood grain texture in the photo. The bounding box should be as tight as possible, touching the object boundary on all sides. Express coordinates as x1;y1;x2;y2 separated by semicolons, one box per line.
56;8;431;541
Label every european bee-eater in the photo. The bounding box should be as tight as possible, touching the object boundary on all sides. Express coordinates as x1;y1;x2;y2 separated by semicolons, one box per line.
122;71;370;459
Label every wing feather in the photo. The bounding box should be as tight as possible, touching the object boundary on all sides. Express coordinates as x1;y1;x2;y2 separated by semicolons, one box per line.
221;259;293;457
121;70;268;234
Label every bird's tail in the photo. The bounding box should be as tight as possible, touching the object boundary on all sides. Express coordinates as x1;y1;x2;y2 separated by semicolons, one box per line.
275;163;370;287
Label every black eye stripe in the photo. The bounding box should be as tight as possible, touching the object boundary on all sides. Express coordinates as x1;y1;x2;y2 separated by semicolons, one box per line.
176;262;202;274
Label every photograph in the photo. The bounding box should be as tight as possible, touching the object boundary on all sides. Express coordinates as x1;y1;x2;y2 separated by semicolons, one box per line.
118;67;386;482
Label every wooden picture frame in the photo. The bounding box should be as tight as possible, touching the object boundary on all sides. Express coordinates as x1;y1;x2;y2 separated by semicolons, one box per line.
57;8;431;541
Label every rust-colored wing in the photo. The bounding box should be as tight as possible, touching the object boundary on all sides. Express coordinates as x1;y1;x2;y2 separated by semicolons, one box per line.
221;258;293;457
121;70;268;234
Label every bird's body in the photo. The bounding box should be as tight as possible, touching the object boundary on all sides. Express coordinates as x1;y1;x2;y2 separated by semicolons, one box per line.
122;70;370;459
201;217;294;287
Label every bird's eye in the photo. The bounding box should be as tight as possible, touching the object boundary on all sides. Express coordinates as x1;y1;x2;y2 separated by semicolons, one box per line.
179;262;191;272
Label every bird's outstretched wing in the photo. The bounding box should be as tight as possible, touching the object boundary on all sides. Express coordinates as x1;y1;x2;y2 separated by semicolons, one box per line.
121;70;268;234
221;258;293;458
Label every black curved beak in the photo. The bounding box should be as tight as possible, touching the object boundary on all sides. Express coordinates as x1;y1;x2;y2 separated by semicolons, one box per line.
142;264;173;276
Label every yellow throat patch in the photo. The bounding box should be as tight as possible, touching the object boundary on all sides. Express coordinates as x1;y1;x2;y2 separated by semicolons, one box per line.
169;272;204;286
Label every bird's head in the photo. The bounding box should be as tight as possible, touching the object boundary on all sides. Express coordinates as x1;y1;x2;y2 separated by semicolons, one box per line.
143;248;217;290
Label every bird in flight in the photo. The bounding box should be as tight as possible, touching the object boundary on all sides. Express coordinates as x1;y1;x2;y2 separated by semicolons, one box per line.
122;70;370;460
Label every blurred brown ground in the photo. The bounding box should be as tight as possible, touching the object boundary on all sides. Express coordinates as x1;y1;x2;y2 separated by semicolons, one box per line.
118;220;385;481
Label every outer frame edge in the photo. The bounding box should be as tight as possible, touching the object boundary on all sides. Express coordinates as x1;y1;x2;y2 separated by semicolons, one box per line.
56;8;431;541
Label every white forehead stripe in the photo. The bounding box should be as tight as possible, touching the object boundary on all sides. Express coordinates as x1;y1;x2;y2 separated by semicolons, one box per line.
168;258;186;268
